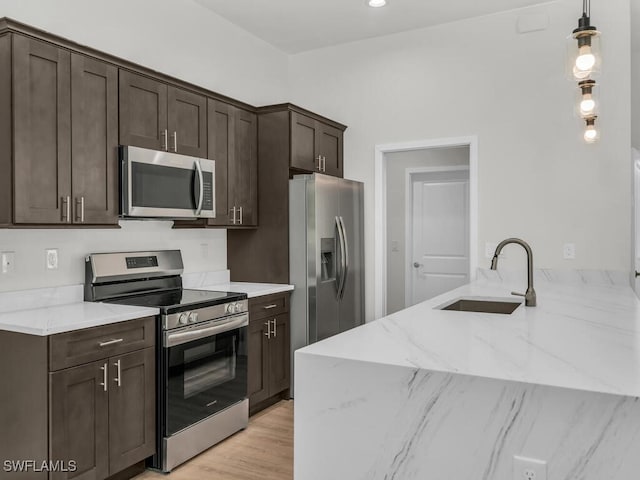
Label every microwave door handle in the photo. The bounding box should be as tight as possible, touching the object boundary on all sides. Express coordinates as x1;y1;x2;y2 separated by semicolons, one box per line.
194;160;204;216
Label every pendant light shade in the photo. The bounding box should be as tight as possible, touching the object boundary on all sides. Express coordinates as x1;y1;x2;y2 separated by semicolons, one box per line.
566;0;601;81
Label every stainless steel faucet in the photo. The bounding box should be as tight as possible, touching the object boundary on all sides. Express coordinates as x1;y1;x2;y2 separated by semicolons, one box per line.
490;238;537;307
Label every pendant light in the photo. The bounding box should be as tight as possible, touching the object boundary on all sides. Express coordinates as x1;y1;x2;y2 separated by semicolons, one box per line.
567;0;601;143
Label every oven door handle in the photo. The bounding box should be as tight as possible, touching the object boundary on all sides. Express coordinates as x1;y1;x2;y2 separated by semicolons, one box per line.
164;314;248;348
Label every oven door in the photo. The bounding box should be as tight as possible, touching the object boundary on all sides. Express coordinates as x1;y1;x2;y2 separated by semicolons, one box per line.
163;314;247;436
120;145;215;219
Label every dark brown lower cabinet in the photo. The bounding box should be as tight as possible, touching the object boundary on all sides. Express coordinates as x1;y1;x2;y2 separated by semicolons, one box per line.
247;293;291;414
0;318;155;480
49;347;155;480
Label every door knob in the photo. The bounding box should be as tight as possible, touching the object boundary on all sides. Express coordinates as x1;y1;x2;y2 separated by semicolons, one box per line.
413;262;423;268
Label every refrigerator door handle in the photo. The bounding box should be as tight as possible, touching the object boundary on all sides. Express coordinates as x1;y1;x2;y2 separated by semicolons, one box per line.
335;216;346;300
338;216;349;300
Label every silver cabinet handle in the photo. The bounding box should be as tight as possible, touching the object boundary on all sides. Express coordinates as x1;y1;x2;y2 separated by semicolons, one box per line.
98;338;123;347
321;156;326;172
61;196;71;223
172;131;178;152
239;206;243;225
114;359;121;387
263;304;278;310
230;206;237;224
316;155;322;171
76;197;85;223
272;319;277;338
100;362;108;392
194;160;204;215
264;321;271;339
161;129;168;151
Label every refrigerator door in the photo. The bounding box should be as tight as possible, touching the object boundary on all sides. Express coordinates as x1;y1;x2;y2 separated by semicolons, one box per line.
309;174;341;342
337;179;365;332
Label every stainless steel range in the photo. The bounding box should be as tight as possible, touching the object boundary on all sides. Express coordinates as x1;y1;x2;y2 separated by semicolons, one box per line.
85;250;248;472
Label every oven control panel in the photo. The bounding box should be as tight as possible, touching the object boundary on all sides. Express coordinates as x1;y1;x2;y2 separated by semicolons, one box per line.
164;299;249;330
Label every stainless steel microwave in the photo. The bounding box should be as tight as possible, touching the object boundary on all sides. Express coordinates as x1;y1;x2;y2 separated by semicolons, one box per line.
120;146;215;219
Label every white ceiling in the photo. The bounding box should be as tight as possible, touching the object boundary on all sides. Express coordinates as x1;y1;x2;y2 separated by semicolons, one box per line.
194;0;552;54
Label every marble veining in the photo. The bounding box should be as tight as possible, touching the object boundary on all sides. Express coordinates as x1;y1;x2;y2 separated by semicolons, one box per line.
295;354;640;480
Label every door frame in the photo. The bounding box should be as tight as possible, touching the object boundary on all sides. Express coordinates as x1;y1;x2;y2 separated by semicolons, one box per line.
374;136;478;319
404;166;471;308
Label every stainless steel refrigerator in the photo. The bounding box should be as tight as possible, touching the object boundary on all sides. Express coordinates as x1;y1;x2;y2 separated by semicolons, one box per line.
289;174;365;391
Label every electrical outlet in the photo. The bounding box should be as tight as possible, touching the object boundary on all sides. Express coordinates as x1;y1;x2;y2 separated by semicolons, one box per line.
513;455;547;480
485;242;498;259
1;251;15;274
45;249;59;270
563;243;576;260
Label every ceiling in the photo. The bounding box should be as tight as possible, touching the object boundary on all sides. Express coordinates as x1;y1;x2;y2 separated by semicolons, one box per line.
194;0;552;54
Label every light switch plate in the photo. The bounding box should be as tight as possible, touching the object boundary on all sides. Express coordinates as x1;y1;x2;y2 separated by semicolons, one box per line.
1;251;15;274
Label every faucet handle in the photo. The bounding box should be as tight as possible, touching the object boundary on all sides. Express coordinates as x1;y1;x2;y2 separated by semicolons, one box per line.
510;291;525;297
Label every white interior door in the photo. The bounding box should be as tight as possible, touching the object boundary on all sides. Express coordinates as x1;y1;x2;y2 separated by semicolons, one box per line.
634;149;640;297
408;169;470;306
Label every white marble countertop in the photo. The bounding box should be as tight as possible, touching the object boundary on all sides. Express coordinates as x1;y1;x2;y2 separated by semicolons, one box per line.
0;284;159;336
0;302;159;336
193;282;294;298
299;270;640;397
182;270;293;298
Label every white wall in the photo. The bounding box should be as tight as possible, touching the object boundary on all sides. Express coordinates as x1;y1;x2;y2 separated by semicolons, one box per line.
0;0;289;292
386;147;469;314
289;0;632;321
0;222;226;291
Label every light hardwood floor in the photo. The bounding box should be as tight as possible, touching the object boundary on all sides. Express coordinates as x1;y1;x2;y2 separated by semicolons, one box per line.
134;401;293;480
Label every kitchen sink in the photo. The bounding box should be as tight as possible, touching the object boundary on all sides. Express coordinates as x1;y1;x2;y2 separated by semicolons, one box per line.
438;298;522;315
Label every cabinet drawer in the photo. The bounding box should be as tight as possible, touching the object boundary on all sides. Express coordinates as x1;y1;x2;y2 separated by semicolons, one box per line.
49;316;155;371
249;293;290;321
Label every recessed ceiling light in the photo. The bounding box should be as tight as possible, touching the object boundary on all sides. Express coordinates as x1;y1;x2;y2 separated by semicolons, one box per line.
367;0;386;7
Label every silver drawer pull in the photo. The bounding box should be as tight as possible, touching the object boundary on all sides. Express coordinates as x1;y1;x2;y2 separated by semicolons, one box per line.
263;304;278;310
264;321;271;339
272;318;277;338
99;338;123;347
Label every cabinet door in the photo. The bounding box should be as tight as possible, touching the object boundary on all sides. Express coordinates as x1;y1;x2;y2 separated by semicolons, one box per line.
119;70;167;150
13;35;71;224
268;313;291;396
248;319;270;407
317;123;343;178
207;99;234;226
290;111;318;173
167;86;207;157
108;348;156;475
233;108;258;226
71;54;119;225
49;360;109;480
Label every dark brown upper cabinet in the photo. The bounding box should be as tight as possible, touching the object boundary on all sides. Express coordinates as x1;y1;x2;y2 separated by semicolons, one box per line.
12;35;71;224
119;70;207;158
71;54;119;225
204;100;257;228
290;110;344;177
8;35;118;226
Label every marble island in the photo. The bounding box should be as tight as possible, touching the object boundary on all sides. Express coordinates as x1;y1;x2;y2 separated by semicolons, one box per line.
295;270;640;480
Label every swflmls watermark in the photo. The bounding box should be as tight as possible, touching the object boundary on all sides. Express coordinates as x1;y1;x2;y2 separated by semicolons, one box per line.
3;460;77;473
